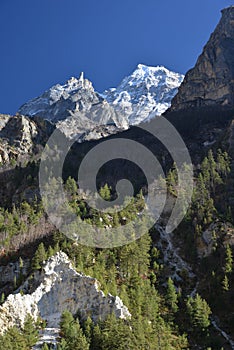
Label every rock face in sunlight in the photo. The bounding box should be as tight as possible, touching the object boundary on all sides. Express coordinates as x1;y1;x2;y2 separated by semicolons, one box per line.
102;64;184;125
18;74;129;140
0;252;131;334
18;66;183;140
170;6;234;112
0;114;53;164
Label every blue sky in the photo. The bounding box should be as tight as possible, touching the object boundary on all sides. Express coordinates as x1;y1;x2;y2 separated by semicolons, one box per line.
0;0;232;114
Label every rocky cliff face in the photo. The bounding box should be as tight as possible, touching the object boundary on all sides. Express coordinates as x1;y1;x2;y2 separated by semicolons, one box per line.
0;114;53;164
0;252;131;334
170;6;234;112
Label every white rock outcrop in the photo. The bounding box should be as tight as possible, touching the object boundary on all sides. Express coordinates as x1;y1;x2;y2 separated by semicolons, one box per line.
0;252;131;334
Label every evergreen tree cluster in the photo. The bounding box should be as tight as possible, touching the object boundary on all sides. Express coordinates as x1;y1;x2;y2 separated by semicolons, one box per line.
0;315;39;350
56;310;188;350
189;149;230;232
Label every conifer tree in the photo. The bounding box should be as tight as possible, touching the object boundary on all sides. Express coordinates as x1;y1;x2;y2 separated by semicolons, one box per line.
60;311;89;350
187;294;211;332
2;326;27;350
166;166;178;195
41;343;50;350
222;274;229;292
19;257;24;269
22;314;39;348
225;244;233;274
47;245;55;258
217;149;230;177
98;313;133;350
91;324;102;350
166;277;178;313
0;292;5;305
83;316;93;344
207;149;222;192
57;338;68;350
32;242;47;270
65;176;78;197
99;184;111;201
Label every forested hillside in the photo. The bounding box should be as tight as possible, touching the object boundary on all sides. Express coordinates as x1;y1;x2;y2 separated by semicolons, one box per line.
0;143;233;349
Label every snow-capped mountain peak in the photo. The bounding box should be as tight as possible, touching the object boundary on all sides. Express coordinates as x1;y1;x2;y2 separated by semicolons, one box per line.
49;72;93;103
19;72;94;119
18;64;183;140
102;64;184;125
18;73;128;140
130;63;177;82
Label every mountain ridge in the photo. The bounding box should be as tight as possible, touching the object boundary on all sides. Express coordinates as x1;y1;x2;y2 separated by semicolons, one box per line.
18;74;128;140
18;64;183;140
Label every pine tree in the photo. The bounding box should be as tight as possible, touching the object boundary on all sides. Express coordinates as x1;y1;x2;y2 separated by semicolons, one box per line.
98;313;133;350
0;292;5;305
47;245;55;258
225;244;233;274
32;242;47;270
65;176;78;197
166;166;178;196
99;184;111;201
187;294;211;332
91;324;102;350
201;157;211;189
60;310;74;334
70;320;90;350
22;314;39;348
136;233;151;275
59;311;89;350
166;277;178;313
3;326;27;350
207;149;222;192
222;274;229;292
41;344;50;350
57;338;68;350
83;316;93;345
19;257;24;269
217;148;230;177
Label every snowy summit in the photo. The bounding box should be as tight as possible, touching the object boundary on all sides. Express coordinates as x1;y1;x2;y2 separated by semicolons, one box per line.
18;64;183;140
102;64;184;125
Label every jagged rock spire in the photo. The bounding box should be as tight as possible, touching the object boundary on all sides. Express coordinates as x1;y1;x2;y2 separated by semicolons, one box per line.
79;71;84;84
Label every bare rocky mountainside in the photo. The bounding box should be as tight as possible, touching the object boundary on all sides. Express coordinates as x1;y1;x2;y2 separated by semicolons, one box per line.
169;6;234;113
0;114;54;164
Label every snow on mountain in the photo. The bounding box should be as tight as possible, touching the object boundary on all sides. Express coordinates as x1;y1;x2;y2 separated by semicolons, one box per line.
102;64;184;125
18;65;183;140
19;73;104;122
18;73;128;140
